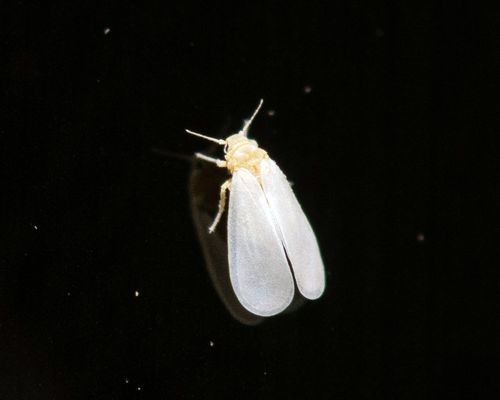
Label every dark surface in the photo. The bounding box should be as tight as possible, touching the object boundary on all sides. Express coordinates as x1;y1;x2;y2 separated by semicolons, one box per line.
1;2;497;399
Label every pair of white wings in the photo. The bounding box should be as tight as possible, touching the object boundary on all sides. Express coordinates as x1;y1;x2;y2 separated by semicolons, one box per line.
227;158;325;317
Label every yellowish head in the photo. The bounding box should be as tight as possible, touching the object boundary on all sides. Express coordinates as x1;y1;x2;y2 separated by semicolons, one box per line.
186;99;268;176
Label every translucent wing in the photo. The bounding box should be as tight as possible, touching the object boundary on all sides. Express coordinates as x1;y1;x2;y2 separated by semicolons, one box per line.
260;158;325;299
228;169;295;316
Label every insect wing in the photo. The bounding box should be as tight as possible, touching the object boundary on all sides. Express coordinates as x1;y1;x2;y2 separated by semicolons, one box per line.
260;159;325;299
228;169;295;316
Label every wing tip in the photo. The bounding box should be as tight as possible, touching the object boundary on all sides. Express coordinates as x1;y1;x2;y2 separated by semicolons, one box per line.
297;274;326;300
241;301;292;317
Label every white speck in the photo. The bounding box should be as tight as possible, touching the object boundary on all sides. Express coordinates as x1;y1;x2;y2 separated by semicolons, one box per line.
303;85;312;94
125;378;129;384
33;224;38;230
267;109;276;117
104;28;111;35
137;386;141;391
134;291;140;297
96;79;101;83
416;232;425;242
264;371;268;376
209;340;215;347
67;292;71;296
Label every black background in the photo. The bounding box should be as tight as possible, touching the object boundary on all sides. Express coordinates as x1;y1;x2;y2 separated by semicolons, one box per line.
2;1;498;399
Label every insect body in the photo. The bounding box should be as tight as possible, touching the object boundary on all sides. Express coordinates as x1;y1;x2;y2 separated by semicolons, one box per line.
187;100;325;316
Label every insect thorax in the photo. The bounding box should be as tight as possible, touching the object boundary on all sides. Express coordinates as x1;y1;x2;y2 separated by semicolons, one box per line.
225;133;268;176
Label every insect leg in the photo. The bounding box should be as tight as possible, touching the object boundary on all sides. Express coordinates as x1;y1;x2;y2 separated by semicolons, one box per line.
208;179;231;233
195;153;227;168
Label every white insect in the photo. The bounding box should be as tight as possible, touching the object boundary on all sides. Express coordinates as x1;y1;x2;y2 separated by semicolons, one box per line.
186;100;325;316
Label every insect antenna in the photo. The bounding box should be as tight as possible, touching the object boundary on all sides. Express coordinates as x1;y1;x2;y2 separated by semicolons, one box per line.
241;99;264;136
185;129;226;145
